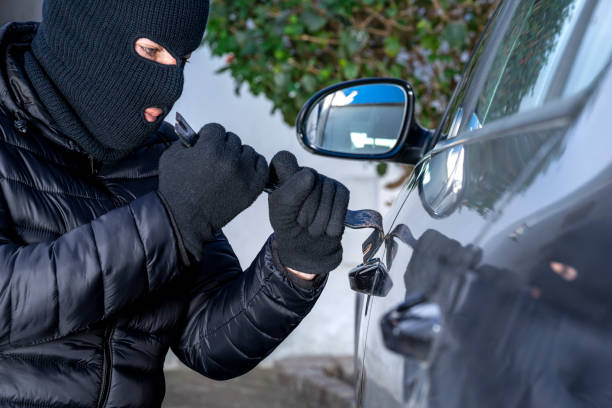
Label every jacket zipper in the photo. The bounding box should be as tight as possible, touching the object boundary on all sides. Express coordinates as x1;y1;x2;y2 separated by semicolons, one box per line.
97;325;114;408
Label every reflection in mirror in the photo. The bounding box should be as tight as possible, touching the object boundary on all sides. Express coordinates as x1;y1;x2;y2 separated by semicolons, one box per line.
305;84;407;155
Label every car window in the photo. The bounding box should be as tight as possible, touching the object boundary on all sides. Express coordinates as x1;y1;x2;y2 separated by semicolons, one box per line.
562;1;612;96
441;0;612;139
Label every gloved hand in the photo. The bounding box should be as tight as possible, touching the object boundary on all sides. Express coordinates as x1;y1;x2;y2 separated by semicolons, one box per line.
268;151;350;275
159;123;268;257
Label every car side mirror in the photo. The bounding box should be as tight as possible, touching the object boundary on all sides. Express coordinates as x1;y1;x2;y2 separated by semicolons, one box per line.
296;78;433;164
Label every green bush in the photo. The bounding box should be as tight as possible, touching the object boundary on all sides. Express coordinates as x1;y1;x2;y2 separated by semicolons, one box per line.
204;0;499;129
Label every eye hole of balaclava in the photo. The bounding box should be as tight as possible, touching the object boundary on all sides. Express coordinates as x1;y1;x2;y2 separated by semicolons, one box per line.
132;37;191;125
134;38;189;68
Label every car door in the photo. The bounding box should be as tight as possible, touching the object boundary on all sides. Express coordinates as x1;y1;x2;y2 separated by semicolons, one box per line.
355;0;612;406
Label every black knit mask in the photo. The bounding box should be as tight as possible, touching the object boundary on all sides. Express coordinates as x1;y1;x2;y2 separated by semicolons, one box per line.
28;0;209;160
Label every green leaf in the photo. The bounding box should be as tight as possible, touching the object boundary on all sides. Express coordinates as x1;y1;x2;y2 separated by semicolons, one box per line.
343;62;359;79
215;66;232;74
274;49;288;60
300;74;318;92
274;72;291;88
302;10;327;32
421;34;440;51
340;29;369;55
442;22;468;48
376;162;388;177
318;67;332;80
386;8;398;18
384;36;401;58
416;20;432;32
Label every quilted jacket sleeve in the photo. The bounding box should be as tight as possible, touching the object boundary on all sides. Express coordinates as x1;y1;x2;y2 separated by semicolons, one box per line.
0;191;182;350
171;233;326;380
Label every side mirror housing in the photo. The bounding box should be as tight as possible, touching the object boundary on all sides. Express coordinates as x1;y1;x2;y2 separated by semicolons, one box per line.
296;78;433;164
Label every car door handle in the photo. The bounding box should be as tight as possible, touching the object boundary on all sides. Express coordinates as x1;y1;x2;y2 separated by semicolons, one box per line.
380;293;441;361
348;258;393;297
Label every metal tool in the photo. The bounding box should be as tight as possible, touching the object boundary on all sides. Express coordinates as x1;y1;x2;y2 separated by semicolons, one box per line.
174;112;199;147
174;112;385;232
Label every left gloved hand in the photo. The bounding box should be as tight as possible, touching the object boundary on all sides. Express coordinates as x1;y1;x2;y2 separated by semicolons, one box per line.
268;151;350;275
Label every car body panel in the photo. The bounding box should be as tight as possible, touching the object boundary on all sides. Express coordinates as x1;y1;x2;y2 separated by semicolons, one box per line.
355;0;612;406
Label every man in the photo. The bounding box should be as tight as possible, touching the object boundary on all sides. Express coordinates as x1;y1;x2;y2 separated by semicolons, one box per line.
0;0;349;406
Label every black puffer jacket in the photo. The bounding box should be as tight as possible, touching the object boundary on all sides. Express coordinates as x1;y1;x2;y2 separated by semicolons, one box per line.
0;22;325;408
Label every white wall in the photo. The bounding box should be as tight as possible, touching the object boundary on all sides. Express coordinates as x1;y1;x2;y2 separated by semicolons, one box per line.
0;0;42;25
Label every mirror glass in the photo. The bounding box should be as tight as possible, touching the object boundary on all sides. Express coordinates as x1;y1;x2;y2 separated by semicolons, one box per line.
304;83;407;155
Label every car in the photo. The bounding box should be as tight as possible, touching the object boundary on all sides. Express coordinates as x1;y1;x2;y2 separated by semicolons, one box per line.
294;0;612;406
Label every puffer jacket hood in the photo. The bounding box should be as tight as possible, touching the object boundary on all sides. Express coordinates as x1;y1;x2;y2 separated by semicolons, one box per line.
0;22;325;408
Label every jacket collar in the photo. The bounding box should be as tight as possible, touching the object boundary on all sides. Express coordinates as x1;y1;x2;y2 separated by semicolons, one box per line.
0;22;84;153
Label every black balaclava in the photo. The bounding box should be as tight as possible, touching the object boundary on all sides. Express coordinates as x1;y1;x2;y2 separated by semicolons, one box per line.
24;0;209;161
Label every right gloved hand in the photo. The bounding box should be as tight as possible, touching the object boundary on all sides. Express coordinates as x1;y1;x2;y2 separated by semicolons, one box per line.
158;123;268;258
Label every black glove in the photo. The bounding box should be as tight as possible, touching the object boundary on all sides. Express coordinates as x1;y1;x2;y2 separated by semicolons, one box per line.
268;151;349;274
159;123;268;258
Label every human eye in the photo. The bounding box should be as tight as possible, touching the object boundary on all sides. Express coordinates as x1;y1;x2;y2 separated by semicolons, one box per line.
139;45;159;58
134;39;177;65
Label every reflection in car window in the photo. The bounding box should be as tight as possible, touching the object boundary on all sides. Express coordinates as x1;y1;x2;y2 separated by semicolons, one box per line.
476;0;582;124
440;0;612;139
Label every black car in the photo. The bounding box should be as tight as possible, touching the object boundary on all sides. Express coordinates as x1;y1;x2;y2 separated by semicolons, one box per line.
296;0;612;406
